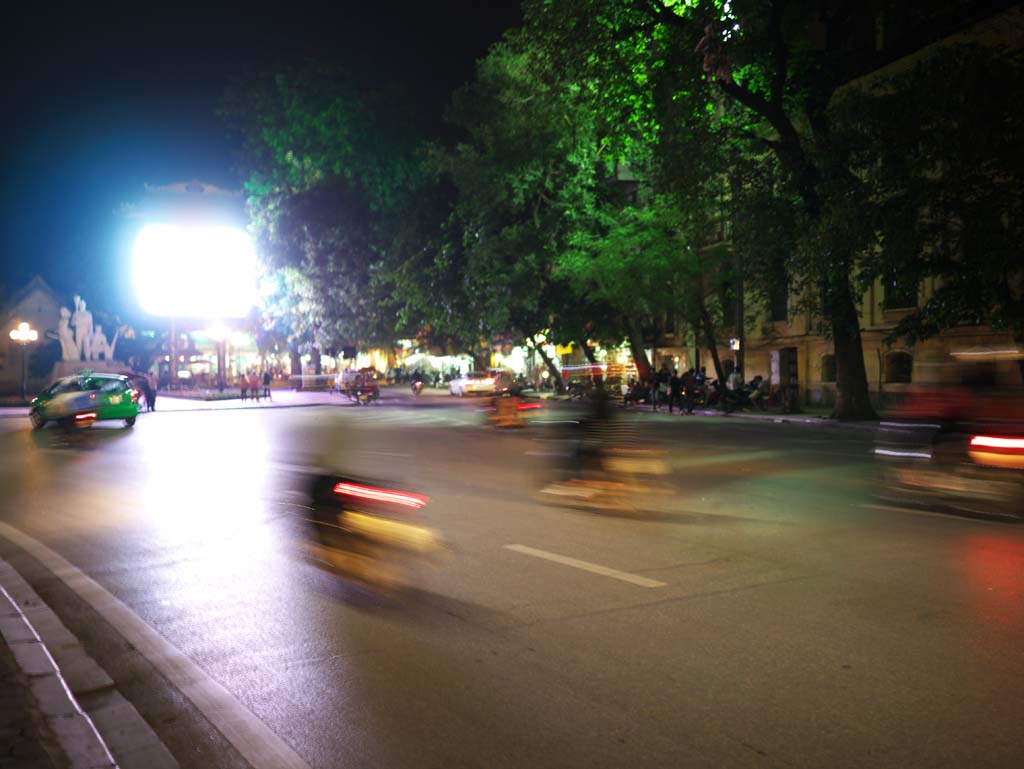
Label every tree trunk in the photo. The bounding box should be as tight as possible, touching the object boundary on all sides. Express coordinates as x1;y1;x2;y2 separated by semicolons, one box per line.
579;338;604;392
472;350;490;373
829;278;877;421
532;336;565;394
290;348;302;388
311;346;322;376
699;300;727;386
626;317;651;381
735;270;745;376
1015;331;1024;385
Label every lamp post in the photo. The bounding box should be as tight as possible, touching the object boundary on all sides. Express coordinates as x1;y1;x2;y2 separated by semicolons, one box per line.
207;322;229;391
9;322;39;400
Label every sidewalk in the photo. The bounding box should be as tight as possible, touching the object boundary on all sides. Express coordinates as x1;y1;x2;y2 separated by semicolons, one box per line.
545;392;884;430
0;631;59;768
0;557;178;769
0;577;117;769
629;403;884;430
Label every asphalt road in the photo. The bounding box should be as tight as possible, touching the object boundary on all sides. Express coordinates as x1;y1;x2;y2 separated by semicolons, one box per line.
1;392;1022;769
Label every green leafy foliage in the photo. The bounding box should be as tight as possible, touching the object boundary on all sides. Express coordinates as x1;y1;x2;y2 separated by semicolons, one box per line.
221;61;423;353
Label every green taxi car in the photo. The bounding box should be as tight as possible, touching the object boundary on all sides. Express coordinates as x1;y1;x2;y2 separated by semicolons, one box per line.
30;372;140;430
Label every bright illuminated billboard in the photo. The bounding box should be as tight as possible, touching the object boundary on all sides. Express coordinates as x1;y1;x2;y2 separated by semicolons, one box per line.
132;224;257;318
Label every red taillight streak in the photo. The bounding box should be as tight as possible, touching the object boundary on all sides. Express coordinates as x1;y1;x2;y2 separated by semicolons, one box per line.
517;402;542;410
333;482;428;509
130;389;139;403
75;412;97;420
970;436;1024;450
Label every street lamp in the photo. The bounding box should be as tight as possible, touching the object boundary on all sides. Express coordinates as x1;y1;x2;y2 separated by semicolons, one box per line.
9;322;38;400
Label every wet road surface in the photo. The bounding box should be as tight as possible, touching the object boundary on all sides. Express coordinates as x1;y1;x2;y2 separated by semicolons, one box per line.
1;394;1022;768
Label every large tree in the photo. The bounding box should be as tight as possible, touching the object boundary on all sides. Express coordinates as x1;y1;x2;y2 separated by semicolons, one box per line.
521;0;892;418
220;62;422;359
435;36;622;385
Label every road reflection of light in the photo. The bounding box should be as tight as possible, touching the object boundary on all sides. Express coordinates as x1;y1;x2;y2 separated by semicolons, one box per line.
959;535;1024;628
139;418;273;555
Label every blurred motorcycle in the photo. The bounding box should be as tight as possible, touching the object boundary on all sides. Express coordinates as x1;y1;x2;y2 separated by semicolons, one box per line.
535;399;671;514
411;379;424;396
299;473;443;592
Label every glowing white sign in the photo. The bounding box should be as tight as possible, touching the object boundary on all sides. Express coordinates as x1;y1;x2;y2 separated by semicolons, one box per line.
132;224;257;318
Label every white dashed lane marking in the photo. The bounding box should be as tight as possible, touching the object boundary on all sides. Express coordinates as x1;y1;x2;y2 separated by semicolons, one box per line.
504;544;668;588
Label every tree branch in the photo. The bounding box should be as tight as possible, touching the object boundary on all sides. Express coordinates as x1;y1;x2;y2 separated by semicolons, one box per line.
769;0;788;109
717;78;801;151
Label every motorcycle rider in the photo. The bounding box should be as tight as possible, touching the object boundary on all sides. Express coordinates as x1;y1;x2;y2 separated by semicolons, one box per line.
410;369;426;394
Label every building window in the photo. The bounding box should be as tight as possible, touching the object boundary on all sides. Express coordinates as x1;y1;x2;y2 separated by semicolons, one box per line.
768;280;788;322
766;261;789;322
820;354;836;383
884;352;913;383
883;275;917;310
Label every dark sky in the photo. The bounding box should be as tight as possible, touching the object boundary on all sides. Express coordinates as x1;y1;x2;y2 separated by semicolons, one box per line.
1;0;522;312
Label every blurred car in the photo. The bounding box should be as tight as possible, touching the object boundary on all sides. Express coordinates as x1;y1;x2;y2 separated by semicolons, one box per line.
449;372;495;397
30;372;140;430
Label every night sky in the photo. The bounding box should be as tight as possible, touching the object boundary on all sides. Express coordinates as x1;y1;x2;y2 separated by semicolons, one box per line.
1;0;522;313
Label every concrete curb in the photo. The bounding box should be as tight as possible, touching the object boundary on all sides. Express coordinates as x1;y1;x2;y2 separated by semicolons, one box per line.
0;578;118;768
688;409;882;431
0;558;179;769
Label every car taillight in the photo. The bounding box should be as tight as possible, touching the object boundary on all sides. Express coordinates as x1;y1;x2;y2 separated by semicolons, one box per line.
970;436;1024;451
75;412;98;421
333;482;429;510
517;402;542;410
130;389;140;403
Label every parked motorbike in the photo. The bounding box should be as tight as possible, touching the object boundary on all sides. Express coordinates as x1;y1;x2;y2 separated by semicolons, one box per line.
411;379;424;396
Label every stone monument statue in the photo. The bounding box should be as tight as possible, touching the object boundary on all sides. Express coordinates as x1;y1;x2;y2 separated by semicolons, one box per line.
57;307;78;361
71;296;93;361
50;296;129;380
107;326;123;362
91;325;109;360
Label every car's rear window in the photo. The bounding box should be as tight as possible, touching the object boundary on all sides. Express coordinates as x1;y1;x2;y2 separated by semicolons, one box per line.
45;379;82;395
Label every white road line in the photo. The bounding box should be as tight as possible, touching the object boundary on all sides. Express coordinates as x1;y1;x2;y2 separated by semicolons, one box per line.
0;522;313;769
503;544;667;588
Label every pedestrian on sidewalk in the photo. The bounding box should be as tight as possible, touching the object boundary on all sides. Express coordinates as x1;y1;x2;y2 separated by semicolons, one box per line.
137;374;153;412
652;364;670;411
147;373;158;411
668;369;682;414
249;372;261;402
681;368;697;414
240;374;248;402
262;370;272;400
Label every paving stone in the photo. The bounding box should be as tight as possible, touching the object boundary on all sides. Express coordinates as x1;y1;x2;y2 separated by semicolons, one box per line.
0;635;59;768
